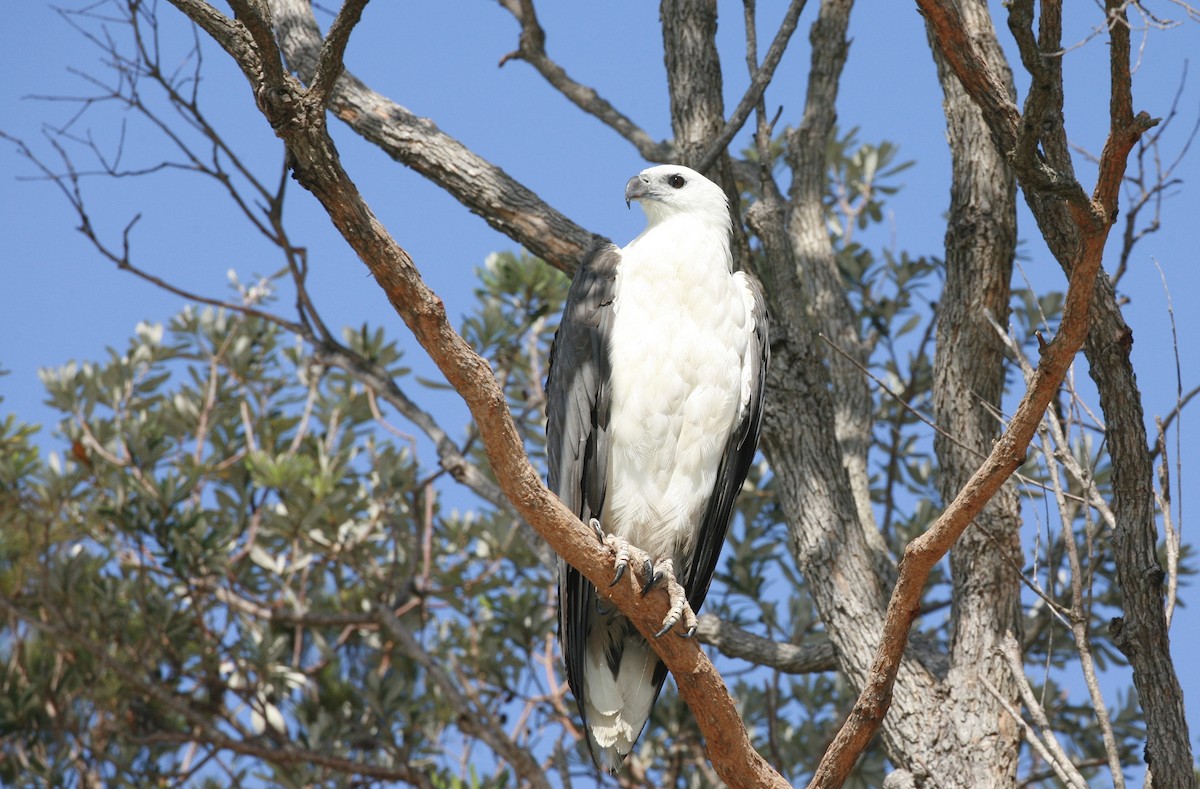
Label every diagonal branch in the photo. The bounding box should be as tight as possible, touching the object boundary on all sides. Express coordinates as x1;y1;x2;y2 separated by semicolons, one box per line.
168;0;262;84
496;0;674;161
808;197;1107;785
919;1;1191;783
917;0;1021;154
694;0;808;174
226;0;289;86
813;3;1172;786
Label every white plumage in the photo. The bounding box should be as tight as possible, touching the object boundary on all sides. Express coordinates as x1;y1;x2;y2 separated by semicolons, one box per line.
607;200;753;555
546;164;768;771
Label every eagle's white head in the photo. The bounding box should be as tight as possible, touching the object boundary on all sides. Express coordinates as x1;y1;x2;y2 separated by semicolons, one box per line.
624;164;730;233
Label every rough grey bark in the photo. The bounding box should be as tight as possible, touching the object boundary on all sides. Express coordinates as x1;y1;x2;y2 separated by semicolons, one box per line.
783;0;882;555
768;0;1025;783
749;3;952;781
927;0;1023;784
661;0;724;167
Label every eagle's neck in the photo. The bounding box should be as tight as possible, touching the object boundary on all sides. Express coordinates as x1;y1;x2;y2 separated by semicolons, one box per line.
626;214;733;275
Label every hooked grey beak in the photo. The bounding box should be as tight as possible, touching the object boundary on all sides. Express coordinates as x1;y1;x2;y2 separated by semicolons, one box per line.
624;175;650;209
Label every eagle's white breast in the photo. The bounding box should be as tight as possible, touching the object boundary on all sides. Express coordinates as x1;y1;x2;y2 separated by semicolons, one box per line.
604;214;755;564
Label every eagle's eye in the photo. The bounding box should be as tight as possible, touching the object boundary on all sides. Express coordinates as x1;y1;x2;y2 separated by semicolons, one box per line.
667;174;686;189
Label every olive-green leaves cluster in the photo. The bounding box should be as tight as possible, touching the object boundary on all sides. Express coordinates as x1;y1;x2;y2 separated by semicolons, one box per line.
0;263;566;787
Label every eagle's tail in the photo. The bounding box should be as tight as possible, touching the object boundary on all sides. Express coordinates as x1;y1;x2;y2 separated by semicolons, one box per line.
582;625;665;772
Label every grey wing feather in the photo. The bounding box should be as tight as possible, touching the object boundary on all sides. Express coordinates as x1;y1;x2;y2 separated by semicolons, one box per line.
684;277;769;610
545;242;621;723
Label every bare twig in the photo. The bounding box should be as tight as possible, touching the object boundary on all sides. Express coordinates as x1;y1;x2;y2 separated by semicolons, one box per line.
694;0;808;173
981;675;1082;789
998;633;1090;789
496;0;673;161
308;0;369;108
1037;416;1126;788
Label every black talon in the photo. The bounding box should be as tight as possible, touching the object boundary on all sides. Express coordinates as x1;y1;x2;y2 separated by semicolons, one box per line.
679;624;697;639
654;620;675;638
640;560;658;596
609;563;627;588
595;599;613;616
589;518;604;541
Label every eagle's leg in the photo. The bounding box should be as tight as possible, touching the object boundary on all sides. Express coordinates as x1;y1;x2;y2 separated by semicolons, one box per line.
644;557;698;639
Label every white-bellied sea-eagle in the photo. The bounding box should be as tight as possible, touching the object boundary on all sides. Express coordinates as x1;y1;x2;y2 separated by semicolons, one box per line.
546;164;769;771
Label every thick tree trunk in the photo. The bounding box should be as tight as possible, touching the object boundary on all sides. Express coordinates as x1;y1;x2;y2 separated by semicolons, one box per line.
770;1;1024;784
927;1;1023;784
659;0;746;249
661;0;723;167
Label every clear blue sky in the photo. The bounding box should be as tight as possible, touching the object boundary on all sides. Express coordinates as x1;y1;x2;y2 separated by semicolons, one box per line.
2;0;1198;781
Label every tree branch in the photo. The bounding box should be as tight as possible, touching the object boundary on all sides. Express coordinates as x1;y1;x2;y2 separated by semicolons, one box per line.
695;615;838;674
308;0;369;108
694;0;808;174
918;0;1021;154
268;0;600;274
997;632;1090;789
496;0;674;161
